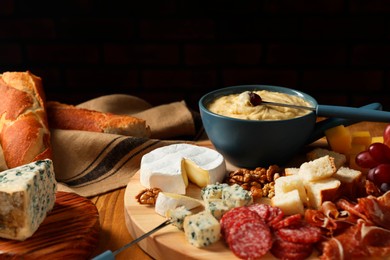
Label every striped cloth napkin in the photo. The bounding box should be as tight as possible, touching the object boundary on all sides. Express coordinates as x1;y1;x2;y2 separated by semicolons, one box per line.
0;94;205;197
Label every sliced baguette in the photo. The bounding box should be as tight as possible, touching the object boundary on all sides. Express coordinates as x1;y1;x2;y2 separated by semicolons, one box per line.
306;148;346;169
305;178;341;209
333;166;362;198
274;175;308;206
271;189;304;215
298;155;336;182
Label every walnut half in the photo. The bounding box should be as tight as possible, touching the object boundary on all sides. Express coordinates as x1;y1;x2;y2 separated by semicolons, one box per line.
225;165;281;199
135;187;162;205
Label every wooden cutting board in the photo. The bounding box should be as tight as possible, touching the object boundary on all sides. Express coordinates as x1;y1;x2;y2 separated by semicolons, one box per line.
0;191;100;259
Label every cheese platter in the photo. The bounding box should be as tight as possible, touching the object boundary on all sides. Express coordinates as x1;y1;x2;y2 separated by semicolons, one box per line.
124;134;390;260
124;162;319;259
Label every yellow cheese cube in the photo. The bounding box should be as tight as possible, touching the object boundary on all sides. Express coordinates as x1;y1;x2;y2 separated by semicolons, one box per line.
325;125;352;154
371;136;384;144
351;131;371;149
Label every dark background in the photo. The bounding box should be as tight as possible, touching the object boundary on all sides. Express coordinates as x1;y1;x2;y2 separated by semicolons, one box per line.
1;0;390;111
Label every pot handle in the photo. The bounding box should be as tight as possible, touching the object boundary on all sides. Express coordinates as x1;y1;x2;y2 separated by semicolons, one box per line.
306;102;383;144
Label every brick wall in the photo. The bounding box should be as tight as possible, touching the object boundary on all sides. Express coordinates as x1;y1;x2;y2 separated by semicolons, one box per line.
1;0;390;111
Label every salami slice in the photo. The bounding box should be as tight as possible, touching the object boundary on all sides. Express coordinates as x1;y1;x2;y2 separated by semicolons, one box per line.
271;232;313;260
220;206;260;240
272;214;302;230
227;217;273;259
248;203;284;228
275;221;322;244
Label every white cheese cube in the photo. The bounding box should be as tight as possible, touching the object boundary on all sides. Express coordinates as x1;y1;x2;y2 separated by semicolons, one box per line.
204;199;230;220
0;159;57;241
183;211;221;247
167;206;192;230
222;184;253;209
140;144;226;194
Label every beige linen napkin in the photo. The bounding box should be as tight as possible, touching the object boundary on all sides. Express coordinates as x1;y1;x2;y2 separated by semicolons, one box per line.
0;94;204;197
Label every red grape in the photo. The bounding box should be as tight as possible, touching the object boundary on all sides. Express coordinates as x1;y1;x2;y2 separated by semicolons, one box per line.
385;124;390;148
368;142;390;164
355;151;379;169
371;164;390;186
380;183;390;193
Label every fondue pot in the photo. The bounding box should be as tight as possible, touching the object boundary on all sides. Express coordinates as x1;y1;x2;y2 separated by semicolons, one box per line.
199;85;387;168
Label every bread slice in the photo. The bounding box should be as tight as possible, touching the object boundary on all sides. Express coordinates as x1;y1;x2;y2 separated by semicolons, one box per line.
271;189;304;215
274;175;308;206
298;155;336;182
306;148;346;169
333;166;362;198
284;167;299;176
47;101;151;138
304;178;341;209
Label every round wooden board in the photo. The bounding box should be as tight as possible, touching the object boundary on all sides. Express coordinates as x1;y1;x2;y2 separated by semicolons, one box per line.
0;191;100;259
125;171;322;260
124;171;239;260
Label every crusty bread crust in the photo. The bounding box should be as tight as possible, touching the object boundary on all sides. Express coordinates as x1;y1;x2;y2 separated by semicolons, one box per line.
46;101;151;138
0;71;51;169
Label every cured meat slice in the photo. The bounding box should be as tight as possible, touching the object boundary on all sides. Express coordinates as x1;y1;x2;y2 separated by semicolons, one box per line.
220;206;260;240
271;232;313;260
248;203;284;228
275;221;322;244
272;214;302;230
227;217;273;259
320;220;390;259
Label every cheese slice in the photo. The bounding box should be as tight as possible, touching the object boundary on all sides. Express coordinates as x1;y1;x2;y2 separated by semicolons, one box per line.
0;159;57;241
140;144;226;194
155;192;203;217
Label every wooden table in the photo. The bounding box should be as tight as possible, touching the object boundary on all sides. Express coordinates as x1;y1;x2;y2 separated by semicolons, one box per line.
89;122;388;260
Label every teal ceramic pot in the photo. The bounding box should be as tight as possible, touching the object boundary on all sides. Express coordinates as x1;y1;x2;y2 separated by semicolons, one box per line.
199;85;382;168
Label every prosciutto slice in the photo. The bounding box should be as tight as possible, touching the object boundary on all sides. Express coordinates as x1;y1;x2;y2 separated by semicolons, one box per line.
319;191;390;259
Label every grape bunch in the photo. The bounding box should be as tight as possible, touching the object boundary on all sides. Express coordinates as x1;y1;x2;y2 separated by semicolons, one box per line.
355;124;390;193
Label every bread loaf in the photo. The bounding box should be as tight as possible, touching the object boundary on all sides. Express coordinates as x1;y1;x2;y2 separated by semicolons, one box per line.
0;71;51;169
46;101;151;138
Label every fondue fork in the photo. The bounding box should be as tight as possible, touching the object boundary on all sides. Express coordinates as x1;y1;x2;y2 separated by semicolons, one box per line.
92;219;172;260
250;92;390;122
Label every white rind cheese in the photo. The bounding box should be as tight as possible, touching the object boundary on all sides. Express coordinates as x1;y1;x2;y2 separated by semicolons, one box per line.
140;144;226;194
155;192;203;217
183;211;221;247
0;159;57;241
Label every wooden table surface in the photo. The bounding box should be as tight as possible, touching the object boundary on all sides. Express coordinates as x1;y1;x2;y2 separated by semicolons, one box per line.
89;122;388;260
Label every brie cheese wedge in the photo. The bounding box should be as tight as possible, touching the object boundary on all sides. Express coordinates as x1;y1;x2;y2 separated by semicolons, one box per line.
140;144;226;194
155;192;203;217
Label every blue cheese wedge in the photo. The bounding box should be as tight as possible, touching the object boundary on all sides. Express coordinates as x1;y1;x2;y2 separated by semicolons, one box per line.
140;144;226;194
222;183;253;209
201;183;228;202
204;199;230;220
0;159;57;241
166;206;192;230
183;211;221;247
